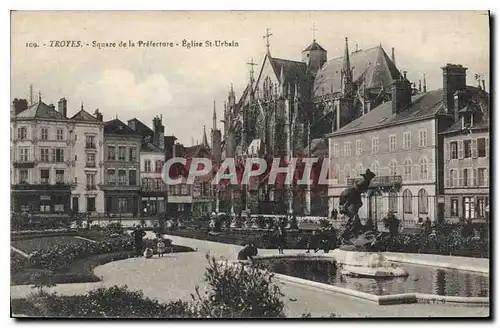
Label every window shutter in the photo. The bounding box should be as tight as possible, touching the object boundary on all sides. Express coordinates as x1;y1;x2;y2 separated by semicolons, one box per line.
472;168;477;186
458;169;463;187
471;139;477;158
458;140;464;159
445;170;450;187
486;137;489;157
485;168;489;186
445;142;449;161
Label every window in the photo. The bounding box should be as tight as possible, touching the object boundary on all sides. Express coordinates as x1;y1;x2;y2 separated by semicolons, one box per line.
155;160;164;173
464;140;472;158
333;144;339;157
19;169;28;184
403;189;412;214
451;169;458;187
129;170;137;186
463;168;469;187
403;159;412;181
107;169;116;184
118;170;127;185
344;164;351;184
403;132;411;149
389;159;398;176
86;153;96;167
118;198;128;213
356;140;363;155
144;160;151;172
477;168;487;186
450;198;458;216
41;128;48;140
450;142;458;159
40;148;50;162
40;169;50;184
107;146;116;160
419;157;428;180
333;164;340;182
56;170;65;183
56;128;64;141
155;178;162;191
17;127;27;140
54;148;64;162
181;184;188;195
372;137;379;154
477;197;488;218
388;190;398;213
344;142;351;157
371;161;379;176
86;174;95;188
463;197;475;219
418;189;428;214
356;163;363;175
389;135;396;152
418;129;428;147
118;146;126;161
19;147;29;162
86;135;96;149
86;197;96;212
129;147;137;161
477;138;486;157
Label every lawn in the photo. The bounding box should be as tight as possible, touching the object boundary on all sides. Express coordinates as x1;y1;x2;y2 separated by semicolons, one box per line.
11;236;92;254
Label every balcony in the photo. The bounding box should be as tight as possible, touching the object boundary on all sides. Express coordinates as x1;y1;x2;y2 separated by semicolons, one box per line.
85;162;97;168
86;184;98;191
347;175;403;189
12;161;35;169
11;183;72;192
85;143;97;150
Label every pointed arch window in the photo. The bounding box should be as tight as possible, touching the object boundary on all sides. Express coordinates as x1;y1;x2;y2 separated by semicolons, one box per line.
418;188;428;214
356;162;364;176
388;190;398;213
344;164;351;184
371;161;380;176
389;159;398;176
403;159;412;181
403;189;413;214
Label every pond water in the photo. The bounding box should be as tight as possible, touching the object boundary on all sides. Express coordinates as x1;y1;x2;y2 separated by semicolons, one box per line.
256;258;489;297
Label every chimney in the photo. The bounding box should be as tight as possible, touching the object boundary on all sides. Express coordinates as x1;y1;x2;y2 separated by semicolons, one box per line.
164;136;177;160
391;76;412;115
94;109;103;122
57;98;67;118
13;98;28;115
442;64;467;115
391;47;396;65
482;79;486;92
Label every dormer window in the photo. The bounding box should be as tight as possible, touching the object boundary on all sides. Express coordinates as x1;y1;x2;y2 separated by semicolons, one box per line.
462;114;473;129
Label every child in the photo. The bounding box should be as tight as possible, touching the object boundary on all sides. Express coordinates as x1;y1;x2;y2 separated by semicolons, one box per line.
157;237;166;257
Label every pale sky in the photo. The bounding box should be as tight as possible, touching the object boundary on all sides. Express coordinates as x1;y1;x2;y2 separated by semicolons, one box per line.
11;11;489;145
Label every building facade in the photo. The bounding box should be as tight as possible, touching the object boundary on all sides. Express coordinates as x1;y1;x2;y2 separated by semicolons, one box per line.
11;98;73;215
101;119;142;216
69;105;105;215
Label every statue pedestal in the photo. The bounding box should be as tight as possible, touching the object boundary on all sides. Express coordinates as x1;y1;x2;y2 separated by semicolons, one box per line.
332;249;408;278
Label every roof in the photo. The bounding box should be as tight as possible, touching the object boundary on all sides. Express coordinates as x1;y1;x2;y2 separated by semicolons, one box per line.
15;101;68;120
70;109;101;122
329;89;446;137
303;40;327;52
141;142;163;153
314;45;401;98
302;138;328;157
269;57;307;84
104;118;141;136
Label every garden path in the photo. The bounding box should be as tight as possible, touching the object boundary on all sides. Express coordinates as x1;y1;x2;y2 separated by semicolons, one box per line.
11;235;489;318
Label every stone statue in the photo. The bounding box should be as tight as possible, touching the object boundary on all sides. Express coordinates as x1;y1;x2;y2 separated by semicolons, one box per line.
338;169;376;244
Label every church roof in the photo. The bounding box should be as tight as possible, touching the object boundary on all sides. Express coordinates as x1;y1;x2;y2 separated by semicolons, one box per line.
269;57;307;84
314;45;401;98
303;40;326;52
70;109;101;122
104;118;140;136
328;89;446;137
15;101;68;120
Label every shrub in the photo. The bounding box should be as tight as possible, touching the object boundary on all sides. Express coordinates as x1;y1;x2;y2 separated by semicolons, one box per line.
256;216;266;229
288;216;299;230
364;217;375;231
319;218;330;229
189;255;285;318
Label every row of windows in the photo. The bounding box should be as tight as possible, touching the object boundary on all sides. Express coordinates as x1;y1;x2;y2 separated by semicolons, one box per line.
107;146;137;161
447;138;489;160
450;196;489;218
106;169;138;186
332;129;429;157
16;126;65;141
142;178;166;191
17;168;66;184
446;168;489;188
331;157;430;184
144;160;165;173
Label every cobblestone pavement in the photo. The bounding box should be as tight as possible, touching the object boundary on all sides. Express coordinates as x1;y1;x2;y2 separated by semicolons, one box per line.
11;235;489;318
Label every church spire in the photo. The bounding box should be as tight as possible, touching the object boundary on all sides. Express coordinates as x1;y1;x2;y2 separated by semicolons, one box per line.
341;37;353;96
212;100;217;131
202;125;209;148
423;73;427;92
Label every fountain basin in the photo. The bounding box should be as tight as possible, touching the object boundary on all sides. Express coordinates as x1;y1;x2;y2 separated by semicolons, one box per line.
333;249;409;278
341;265;408;278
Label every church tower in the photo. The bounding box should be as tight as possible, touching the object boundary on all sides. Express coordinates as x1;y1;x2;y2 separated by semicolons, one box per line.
333;37;355;131
211;100;222;164
302;39;327;75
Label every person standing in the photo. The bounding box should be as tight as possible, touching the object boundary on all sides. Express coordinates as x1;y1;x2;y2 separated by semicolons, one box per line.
306;230;320;253
132;226;146;257
277;226;286;254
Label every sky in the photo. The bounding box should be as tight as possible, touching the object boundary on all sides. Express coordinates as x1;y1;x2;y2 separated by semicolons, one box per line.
11;11;489;146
